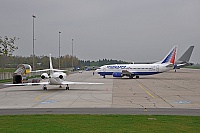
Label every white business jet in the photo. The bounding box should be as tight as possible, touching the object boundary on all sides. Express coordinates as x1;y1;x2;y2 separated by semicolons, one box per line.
95;46;177;79
5;54;103;90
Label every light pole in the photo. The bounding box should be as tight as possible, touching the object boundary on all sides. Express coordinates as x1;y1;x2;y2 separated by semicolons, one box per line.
59;31;61;69
32;15;36;71
72;39;74;70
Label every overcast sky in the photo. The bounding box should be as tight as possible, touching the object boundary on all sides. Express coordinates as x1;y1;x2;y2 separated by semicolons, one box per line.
1;0;200;63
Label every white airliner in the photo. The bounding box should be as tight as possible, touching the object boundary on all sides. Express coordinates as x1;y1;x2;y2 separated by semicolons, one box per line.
95;46;177;79
5;54;103;90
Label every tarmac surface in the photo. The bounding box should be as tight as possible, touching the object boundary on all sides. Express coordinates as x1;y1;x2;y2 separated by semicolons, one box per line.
0;68;200;115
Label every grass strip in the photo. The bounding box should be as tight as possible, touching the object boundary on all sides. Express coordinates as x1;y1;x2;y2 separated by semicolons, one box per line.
0;114;199;133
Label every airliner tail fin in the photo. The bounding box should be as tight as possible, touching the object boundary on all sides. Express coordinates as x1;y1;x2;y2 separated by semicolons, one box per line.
155;46;177;65
178;46;194;62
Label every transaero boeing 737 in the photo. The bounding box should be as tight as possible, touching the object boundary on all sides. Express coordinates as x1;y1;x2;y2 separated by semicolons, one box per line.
95;46;177;79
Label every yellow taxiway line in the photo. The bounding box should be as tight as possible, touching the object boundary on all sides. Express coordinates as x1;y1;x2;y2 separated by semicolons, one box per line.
139;84;156;98
34;92;50;102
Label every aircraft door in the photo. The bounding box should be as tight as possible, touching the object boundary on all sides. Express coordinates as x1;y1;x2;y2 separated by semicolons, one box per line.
156;65;159;72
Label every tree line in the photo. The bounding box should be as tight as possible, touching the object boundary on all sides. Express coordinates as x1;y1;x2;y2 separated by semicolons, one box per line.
0;55;128;69
0;36;128;69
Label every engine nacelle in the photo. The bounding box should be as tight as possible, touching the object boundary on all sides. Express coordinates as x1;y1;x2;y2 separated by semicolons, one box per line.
112;72;122;77
53;72;66;79
41;73;49;79
58;72;67;79
59;74;64;79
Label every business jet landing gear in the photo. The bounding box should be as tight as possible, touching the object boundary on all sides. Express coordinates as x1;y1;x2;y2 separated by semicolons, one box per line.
66;84;69;90
103;75;105;78
136;75;139;79
43;85;47;90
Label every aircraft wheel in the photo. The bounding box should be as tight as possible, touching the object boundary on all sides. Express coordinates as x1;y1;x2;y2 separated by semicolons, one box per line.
136;75;139;79
43;86;47;90
66;87;69;90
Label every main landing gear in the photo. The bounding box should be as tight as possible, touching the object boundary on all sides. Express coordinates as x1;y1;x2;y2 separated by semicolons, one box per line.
66;84;69;90
42;85;70;90
43;85;47;90
136;75;139;79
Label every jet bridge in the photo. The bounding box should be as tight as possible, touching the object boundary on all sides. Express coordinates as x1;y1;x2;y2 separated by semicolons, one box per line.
12;64;32;84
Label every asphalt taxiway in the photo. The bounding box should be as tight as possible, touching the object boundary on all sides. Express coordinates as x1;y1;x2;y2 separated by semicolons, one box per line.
0;68;200;115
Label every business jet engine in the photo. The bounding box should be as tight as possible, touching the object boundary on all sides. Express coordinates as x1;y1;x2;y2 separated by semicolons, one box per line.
112;72;122;77
59;74;64;79
53;72;66;79
41;73;49;79
59;73;67;79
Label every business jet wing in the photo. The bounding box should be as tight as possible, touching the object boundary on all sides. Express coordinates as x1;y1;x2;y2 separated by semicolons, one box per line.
32;69;66;72
4;82;49;86
61;81;103;85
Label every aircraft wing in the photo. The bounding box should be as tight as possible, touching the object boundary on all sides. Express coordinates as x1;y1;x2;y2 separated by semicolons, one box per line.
31;69;50;72
176;63;187;67
32;69;66;72
175;62;193;69
4;82;49;86
61;81;104;85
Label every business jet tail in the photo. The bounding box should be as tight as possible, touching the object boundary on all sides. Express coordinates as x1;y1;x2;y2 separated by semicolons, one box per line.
31;54;66;73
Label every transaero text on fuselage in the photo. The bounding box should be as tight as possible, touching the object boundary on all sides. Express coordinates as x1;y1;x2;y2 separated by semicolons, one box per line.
107;65;127;69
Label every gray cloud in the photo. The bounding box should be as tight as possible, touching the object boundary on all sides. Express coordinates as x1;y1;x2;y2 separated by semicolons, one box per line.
1;0;199;63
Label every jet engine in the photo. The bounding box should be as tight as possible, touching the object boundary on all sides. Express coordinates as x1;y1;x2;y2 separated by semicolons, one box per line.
58;73;66;79
112;72;122;77
41;73;49;79
52;72;66;79
59;74;63;79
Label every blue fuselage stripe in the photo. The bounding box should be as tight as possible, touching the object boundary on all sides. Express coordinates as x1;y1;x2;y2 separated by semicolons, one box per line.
98;72;160;76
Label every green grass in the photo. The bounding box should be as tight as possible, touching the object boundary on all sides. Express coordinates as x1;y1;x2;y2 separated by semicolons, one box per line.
185;66;200;69
0;115;199;133
0;68;15;72
0;79;12;83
